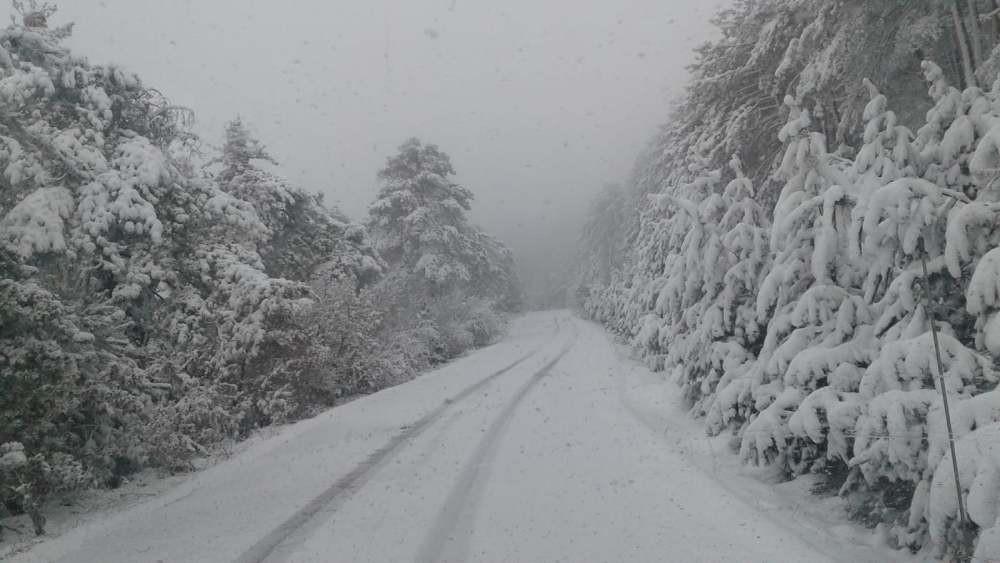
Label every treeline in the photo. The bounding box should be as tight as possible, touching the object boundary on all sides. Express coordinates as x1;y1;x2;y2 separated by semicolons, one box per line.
0;3;520;533
580;1;1000;560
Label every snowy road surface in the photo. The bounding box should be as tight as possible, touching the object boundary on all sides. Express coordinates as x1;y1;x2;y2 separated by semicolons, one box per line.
9;312;881;562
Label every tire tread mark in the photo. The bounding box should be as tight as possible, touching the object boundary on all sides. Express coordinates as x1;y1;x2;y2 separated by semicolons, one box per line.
234;345;543;563
416;324;577;563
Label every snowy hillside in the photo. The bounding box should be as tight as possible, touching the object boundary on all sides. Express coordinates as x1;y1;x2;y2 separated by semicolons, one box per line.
578;3;1000;560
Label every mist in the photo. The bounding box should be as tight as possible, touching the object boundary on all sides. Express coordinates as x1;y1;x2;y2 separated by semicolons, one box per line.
0;0;719;305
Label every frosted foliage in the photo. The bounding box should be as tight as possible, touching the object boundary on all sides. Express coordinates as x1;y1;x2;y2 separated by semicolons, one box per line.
788;388;861;462
0;21;203;292
739;387;804;465
0;186;73;256
0;443;28;470
628;154;773;414
970;126;1000;196
0;7;422;526
760;96;856;328
928;420;1000;555
854;80;917;193
851;389;938;483
860;332;994;398
731;98;870;469
212;118;385;287
968;248;1000;354
944;201;1000;277
975;526;1000;563
77;137;170;246
858;179;946;301
363;138;520;364
914;60;983;198
968;247;1000;315
928;389;1000;470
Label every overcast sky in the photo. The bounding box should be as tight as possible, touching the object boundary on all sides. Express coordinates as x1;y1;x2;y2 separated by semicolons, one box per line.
2;0;721;263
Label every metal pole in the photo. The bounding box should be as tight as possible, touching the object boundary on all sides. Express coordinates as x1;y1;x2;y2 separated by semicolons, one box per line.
917;237;968;539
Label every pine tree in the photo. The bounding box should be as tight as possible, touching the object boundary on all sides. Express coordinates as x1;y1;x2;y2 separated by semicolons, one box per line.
704;156;773;434
215;118;383;286
367;138;475;290
366;138;519;360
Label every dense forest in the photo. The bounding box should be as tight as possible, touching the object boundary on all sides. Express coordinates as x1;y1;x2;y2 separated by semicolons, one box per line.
579;0;1000;560
0;2;520;535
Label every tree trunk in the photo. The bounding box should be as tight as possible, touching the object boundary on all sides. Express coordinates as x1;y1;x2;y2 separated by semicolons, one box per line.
988;9;998;67
968;0;984;71
953;1;978;88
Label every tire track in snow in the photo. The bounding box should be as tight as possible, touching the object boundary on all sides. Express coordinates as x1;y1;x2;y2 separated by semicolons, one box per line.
234;343;547;563
415;319;578;563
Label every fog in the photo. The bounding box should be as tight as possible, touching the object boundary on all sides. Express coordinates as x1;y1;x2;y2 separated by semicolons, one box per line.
2;0;719;303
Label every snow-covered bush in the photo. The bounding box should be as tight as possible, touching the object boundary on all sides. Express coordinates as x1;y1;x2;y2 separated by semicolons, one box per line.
293;274;412;401
365;138;520;362
424;293;506;360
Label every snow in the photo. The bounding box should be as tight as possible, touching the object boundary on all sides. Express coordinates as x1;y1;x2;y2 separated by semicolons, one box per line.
928;421;1000;555
969;124;1000;189
969;248;1000;316
974;525;1000;562
2;312;899;562
0;443;28;469
944;200;1000;277
0;186;74;257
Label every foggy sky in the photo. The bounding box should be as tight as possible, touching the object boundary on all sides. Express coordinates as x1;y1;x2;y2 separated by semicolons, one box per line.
1;0;721;261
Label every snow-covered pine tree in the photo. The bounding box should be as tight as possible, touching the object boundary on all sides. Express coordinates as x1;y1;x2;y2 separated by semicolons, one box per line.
833;66;1000;552
294;272;416;401
467;227;522;313
579;183;632;327
906;57;1000;557
366;138;518;361
367;138;475;292
704;155;772;434
215;118;383;287
628;152;721;371
850;79;923;304
580;183;628;288
914;61;979;199
652;158;730;409
737;95;864;475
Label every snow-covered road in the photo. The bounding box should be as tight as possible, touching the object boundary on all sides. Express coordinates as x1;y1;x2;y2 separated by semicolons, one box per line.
9;312;886;562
